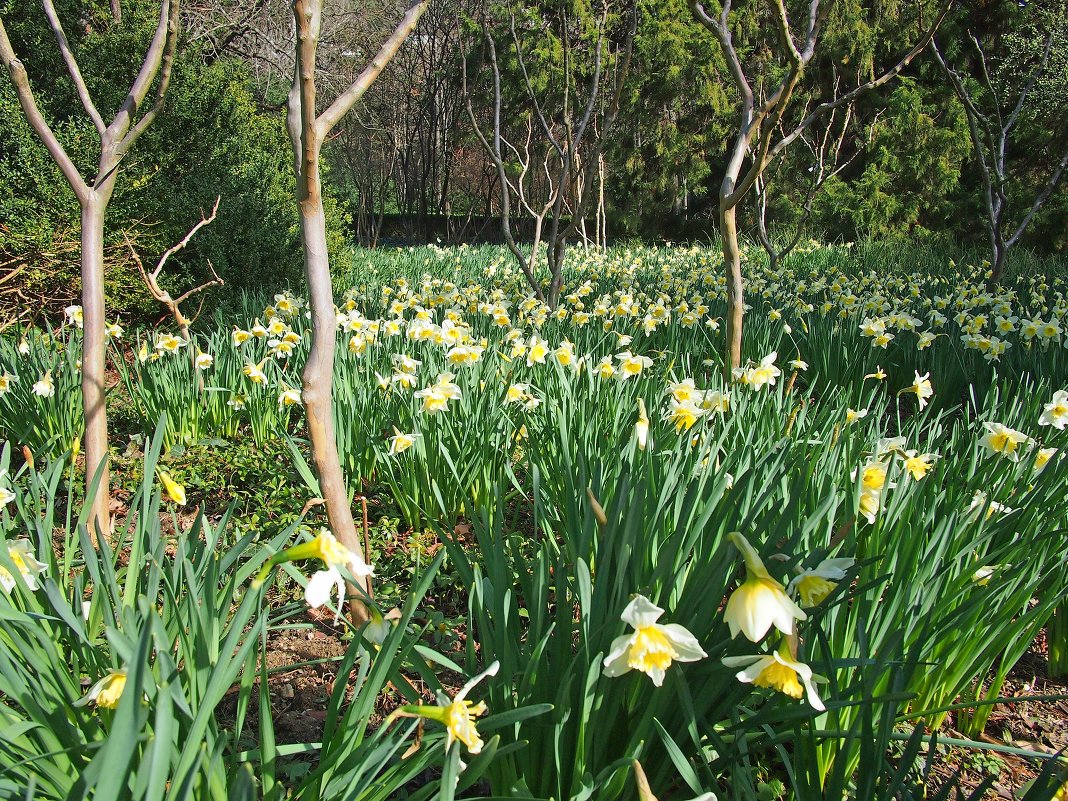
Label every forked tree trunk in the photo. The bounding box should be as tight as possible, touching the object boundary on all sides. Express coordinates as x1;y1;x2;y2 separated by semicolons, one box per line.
1;3;179;542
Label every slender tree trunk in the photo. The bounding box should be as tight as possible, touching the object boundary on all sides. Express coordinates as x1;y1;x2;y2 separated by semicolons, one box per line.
991;239;1008;285
296;143;371;621
80;195;110;540
720;202;744;373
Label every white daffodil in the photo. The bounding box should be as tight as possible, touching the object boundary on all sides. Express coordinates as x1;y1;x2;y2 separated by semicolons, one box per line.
255;530;374;622
980;422;1031;461
635;398;650;451
388;427;418;455
0;371;17;395
1;539;48;593
278;385;303;410
723;640;827;710
1039;390;1068;430
602;594;707;687
32;371;55;398
65;304;84;328
787;557;855;607
723;532;806;642
900;371;934;410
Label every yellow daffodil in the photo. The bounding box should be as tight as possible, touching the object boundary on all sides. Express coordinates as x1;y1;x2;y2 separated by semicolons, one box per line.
157;471;187;505
722;640;827;710
723;532;806;642
602;595;707;686
75;669;128;710
393;661;500;756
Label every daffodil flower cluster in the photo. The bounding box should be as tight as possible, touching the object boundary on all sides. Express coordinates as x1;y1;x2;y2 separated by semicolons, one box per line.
597;534;853;712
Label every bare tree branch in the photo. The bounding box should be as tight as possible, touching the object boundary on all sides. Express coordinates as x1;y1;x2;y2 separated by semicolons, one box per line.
0;21;89;202
42;0;106;136
317;0;428;138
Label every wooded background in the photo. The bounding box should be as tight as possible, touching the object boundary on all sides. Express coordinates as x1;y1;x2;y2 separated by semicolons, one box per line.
2;0;1065;321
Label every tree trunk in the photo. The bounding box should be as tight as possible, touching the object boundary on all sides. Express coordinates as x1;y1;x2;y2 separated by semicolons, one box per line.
990;238;1007;285
80;195;110;542
298;169;372;623
720;202;744;373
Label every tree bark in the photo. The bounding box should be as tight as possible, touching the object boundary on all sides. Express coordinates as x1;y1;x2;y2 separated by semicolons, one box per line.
720;203;744;373
80;196;110;539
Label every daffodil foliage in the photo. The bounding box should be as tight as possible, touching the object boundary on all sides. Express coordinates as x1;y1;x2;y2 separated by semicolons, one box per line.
1;241;1067;799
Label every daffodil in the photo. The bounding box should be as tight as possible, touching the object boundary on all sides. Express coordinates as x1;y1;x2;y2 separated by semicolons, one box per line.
723;532;806;642
32;371;55;398
602;595;707;686
980;422;1031;460
243;359;267;384
1034;447;1057;473
157;471;187;505
195;351;214;369
392;661;500;755
616;350;654;379
667;399;704;432
723;640;827;710
787;557;855;607
64;304;84;328
902;450;938;480
278;385;302;409
0;371;17;395
155;333;186;353
635;398;650;451
254;529;374;620
388;427;418;455
75;669;127;710
864;366;887;381
900;371;934;410
0;538;47;592
1039;390;1068;430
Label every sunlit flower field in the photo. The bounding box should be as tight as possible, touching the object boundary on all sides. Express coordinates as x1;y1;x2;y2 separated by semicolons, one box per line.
1;241;1067;800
